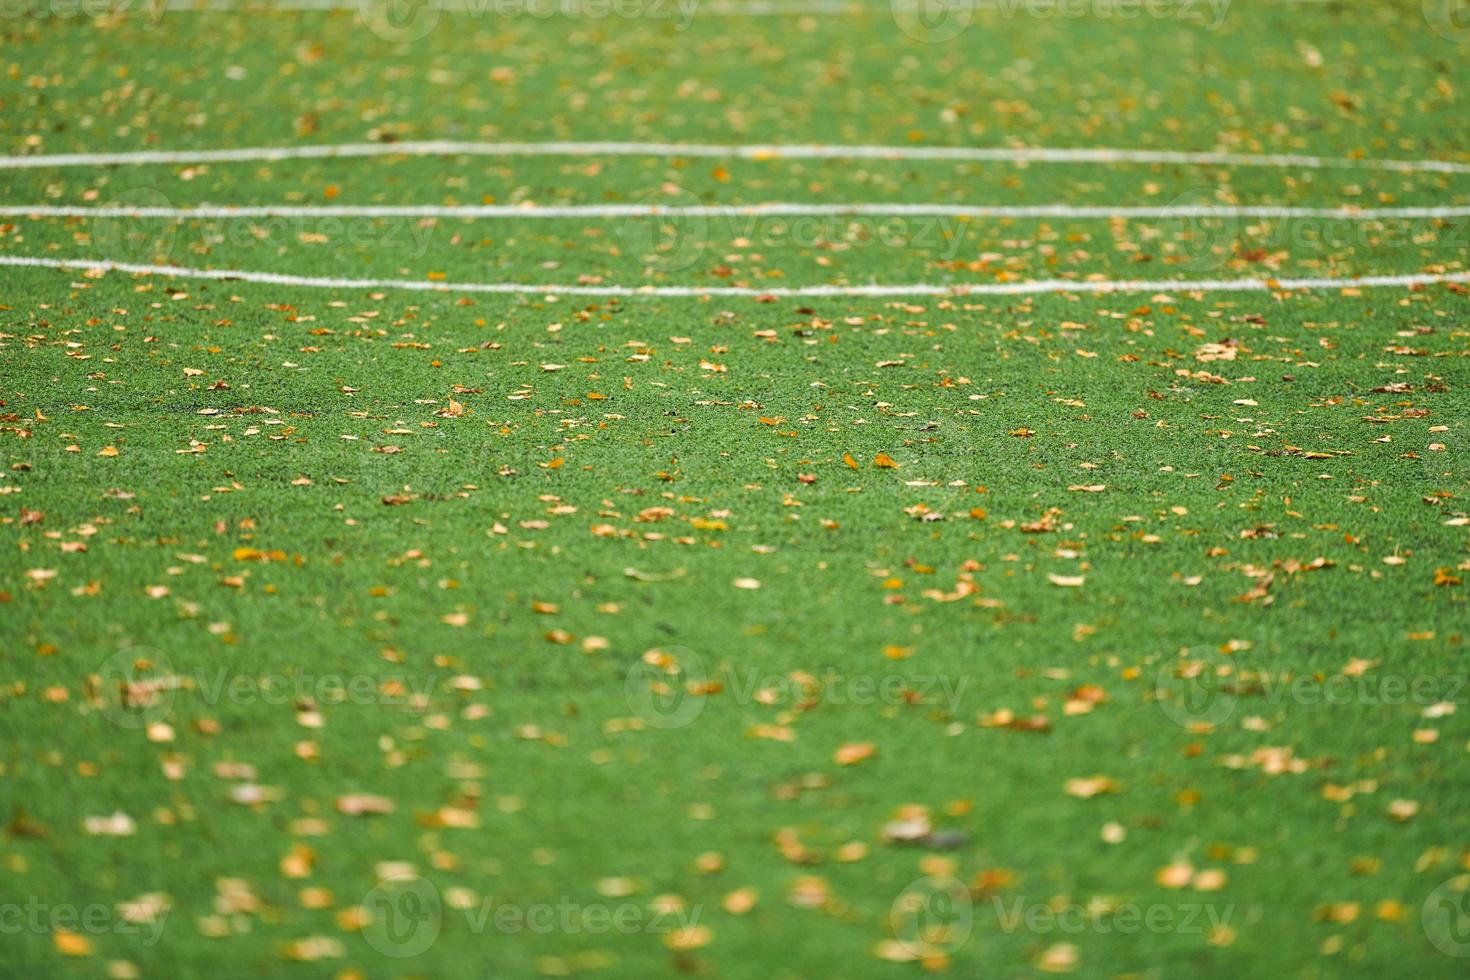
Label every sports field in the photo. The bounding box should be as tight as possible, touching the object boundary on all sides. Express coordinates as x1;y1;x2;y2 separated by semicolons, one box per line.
1;1;1469;977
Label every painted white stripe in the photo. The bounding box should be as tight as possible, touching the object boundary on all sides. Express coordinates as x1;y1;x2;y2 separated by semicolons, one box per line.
2;254;1465;297
2;141;1466;174
5;203;1468;220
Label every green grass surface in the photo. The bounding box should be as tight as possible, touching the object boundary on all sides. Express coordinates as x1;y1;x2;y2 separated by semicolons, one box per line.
2;3;1470;978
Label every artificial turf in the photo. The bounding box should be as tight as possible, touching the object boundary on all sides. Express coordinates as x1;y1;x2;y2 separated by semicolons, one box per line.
2;3;1469;978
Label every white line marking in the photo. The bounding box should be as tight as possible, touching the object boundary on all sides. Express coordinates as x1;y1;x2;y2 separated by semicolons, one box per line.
2;141;1466;174
5;203;1468;220
3;255;1466;297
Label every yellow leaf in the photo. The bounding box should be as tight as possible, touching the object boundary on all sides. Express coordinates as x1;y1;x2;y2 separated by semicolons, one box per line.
1037;942;1079;973
664;925;712;950
722;888;758;915
1063;775;1119;799
834;742;875;766
1156;862;1193;889
336;793;395;816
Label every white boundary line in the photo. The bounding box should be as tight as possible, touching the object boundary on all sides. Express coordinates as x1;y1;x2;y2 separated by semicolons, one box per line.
3;255;1466;297
2;141;1467;174
6;203;1469;220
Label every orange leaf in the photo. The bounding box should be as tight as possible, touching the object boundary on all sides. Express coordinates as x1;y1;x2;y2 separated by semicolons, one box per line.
53;931;92;957
834;742;876;766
